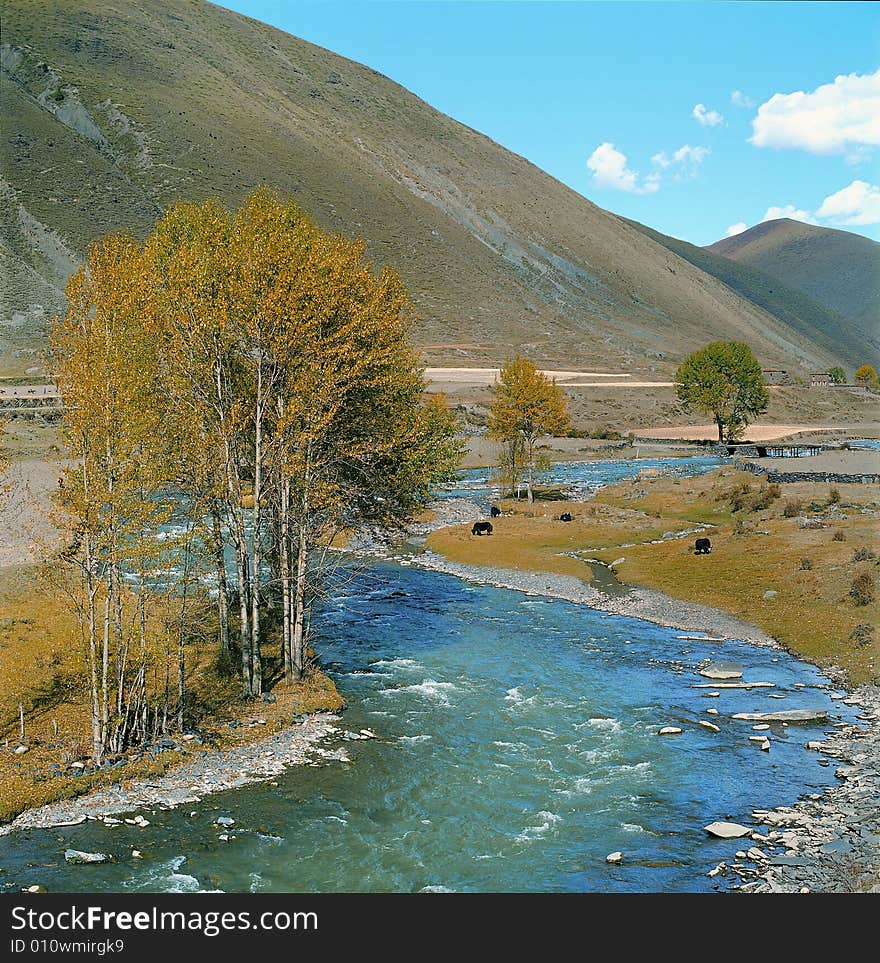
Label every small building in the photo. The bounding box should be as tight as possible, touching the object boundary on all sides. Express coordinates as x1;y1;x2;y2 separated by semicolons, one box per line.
809;372;833;388
762;368;789;385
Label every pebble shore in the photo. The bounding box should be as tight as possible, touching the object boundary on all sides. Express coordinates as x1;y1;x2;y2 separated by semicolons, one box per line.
0;713;344;836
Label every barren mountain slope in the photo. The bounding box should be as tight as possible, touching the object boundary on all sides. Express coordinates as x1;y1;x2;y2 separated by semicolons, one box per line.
1;0;847;377
708;219;880;346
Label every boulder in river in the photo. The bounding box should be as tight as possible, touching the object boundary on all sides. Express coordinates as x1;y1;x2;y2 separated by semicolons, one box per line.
215;815;235;827
699;720;721;732
65;849;111;864
606;851;623;863
693;681;774;689
704;821;752;839
658;726;683;735
700;662;743;680
732;709;828;723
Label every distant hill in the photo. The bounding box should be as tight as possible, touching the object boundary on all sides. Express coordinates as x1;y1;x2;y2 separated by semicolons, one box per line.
0;0;851;378
707;219;880;365
626;219;877;370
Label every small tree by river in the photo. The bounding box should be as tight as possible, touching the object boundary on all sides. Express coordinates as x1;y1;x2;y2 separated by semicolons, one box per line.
488;357;570;503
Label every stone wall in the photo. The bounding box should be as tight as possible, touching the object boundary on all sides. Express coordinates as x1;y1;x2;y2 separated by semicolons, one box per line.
736;459;880;485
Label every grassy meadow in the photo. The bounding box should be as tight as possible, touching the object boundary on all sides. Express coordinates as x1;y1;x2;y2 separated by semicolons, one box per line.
427;467;879;684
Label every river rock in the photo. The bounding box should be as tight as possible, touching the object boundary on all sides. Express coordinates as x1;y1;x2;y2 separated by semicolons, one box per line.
749;735;769;742
763;590;778;600
610;558;626;568
693;681;774;689
700;662;743;680
699;720;721;732
132;850;143;859
25;885;47;893
65;849;111;864
606;851;623;863
705;821;752;839
752;724;770;731
215;816;235;827
732;709;828;723
658;726;682;735
14;744;29;755
706;708;719;715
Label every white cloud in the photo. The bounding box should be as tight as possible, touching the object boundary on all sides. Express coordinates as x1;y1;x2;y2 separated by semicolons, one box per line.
725;222;748;237
750;69;880;161
650;144;710;184
762;204;818;225
586;142;659;194
730;90;755;109
816;179;880;226
652;144;711;169
693;103;724;127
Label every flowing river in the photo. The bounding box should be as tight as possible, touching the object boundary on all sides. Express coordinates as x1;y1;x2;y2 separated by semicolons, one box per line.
0;455;858;892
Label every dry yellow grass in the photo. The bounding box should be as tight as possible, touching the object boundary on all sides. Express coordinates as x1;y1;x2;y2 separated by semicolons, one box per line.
427;468;880;684
0;564;343;823
428;500;671;581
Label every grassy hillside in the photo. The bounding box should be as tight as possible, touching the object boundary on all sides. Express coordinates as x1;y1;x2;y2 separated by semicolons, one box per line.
707;219;880;363
625;217;877;370
0;0;849;378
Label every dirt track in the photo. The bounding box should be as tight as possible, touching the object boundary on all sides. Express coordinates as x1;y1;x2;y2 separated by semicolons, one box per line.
0;458;62;566
635;423;879;442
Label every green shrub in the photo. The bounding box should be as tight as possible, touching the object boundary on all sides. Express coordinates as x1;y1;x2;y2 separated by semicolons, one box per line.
782;498;802;518
832;531;846;542
849;624;874;647
828;486;841;505
799;558;813;571
853;546;877;562
850;571;875;606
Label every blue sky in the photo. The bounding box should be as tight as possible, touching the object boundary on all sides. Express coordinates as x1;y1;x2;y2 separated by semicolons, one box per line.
222;1;880;245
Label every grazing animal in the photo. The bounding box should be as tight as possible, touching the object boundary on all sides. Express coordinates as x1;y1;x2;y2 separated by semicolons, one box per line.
559;512;572;522
472;521;494;536
694;537;712;555
490;505;501;518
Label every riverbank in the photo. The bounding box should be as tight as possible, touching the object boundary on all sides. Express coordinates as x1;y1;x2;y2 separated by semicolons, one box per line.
0;712;347;837
730;684;880;893
0;563;345;827
416;552;775;644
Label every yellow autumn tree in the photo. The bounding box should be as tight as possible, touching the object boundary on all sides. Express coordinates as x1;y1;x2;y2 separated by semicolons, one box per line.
147;187;462;688
855;364;878;389
487;356;570;503
47;236;192;761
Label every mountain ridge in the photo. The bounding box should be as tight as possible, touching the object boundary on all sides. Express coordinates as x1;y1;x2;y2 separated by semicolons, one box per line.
0;0;860;378
706;219;880;361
